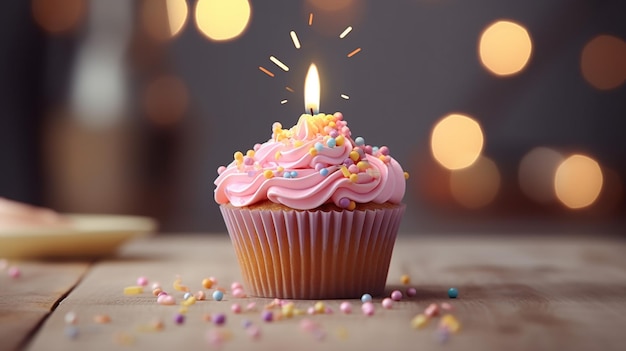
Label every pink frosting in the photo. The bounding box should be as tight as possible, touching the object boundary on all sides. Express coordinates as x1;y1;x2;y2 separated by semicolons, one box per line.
214;112;406;210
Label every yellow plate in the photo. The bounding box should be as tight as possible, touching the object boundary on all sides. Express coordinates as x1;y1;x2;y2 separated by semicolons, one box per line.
0;214;157;259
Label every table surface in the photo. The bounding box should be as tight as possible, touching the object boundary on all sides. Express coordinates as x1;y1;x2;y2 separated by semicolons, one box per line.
2;233;626;351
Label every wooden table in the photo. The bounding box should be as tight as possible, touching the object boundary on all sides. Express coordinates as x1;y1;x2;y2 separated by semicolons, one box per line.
2;234;626;351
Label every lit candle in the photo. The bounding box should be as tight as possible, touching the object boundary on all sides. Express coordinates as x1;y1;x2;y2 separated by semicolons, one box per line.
304;63;320;115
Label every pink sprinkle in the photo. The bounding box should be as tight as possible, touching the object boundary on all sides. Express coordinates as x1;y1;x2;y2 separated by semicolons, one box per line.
136;276;148;286
307;307;315;315
325;307;334;314
195;291;206;300
157;295;176;305
247;325;261;339
391;290;403;301
217;166;226;175
382;297;394;309
8;266;20;279
231;303;242;314
231;282;243;290
425;303;439;317
379;146;390;155
361;302;375;316
254;143;261;151
246;302;257;311
232;287;246;298
157;291;168;297
340;302;352;314
348;164;359;174
151;282;161;290
441;302;454;311
406;287;417;297
334;112;343;120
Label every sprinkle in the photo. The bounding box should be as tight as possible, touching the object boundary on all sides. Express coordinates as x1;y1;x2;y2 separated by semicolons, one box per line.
340;166;351;178
152;287;163;296
174;313;185;325
64;326;79;339
326;138;336;148
179;306;188;314
354;136;365;146
425;303;439;317
212;290;224;301
157;295;176;305
8;266;20;279
306;307;315;315
347;47;362;58
406;287;417;297
182;296;196;306
136;276;148;286
282;302;296;318
64;312;78;325
349;174;358;183
262;310;273;322
290;30;301;49
263;170;274;179
195;291;206;300
315;142;324;152
259;66;275;77
314;301;325;314
361;302;375;316
382;298;394;309
404;172;410;179
440;314;461;333
378;146;390;156
285;86;295;93
234;151;244;162
308;13;313;26
232;303;242;314
448;288;459;299
347;201;356;210
441;302;454;311
361;293;373;303
173;277;189;292
280;99;288;105
309;148;318;156
349;151;360;162
247;325;261;339
232;287;246;298
123;286;143;295
93;314;111;324
246;302;257;311
213;313;227;325
340;94;350;100
391;290;403;301
290;171;298;178
410;313;429;329
157;291;168;297
319;168;329;176
340;302;352;314
183;292;192;300
357;161;369;170
339;26;353;39
335;135;345;146
270;55;289;72
338;197;350;208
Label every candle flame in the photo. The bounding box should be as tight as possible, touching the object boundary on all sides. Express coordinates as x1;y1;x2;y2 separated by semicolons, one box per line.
304;64;320;114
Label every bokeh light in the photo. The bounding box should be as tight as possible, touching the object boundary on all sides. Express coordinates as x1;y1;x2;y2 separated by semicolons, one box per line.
141;0;189;41
450;156;501;209
554;154;603;209
518;147;564;204
430;113;484;170
195;0;251;42
32;0;85;34
479;20;533;76
307;0;354;12
580;35;626;90
142;75;189;126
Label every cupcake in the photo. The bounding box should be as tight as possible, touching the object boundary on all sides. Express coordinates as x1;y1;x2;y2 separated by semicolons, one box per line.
214;112;407;299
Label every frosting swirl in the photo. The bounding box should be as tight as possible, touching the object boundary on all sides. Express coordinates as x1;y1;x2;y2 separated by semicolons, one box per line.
214;112;407;210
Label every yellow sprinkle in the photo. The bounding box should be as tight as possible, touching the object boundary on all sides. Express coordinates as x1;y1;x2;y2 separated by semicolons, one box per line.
123;286;143;295
179;306;188;314
277;166;284;172
335;135;345;146
400;274;410;285
379;155;388;162
349;174;358;183
275;151;282;160
282;302;295;318
294;140;303;147
234;151;244;162
411;314;429;329
440;314;461;333
182;296;197;306
246;150;255;158
349;151;360;162
314;301;325;314
404;172;410;180
347;201;356;210
264;170;274;179
309;148;318;156
202;278;213;289
357;161;369;170
329;121;336;128
173;278;189;292
340;166;351;178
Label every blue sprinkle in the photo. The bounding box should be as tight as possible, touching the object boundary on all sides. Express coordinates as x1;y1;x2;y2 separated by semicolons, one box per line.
315;142;324;152
213;290;224;301
355;136;365;146
372;146;379;153
320;168;329;176
327;138;336;148
290;171;298;178
283;172;291;178
361;293;372;303
447;288;458;299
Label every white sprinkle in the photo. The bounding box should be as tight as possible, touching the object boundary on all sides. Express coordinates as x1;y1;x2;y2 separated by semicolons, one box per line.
340;94;350;100
270;56;289;72
280;99;288;104
339;26;353;39
290;30;301;49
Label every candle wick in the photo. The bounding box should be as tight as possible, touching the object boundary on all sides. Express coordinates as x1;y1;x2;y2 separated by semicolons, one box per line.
310;108;314;115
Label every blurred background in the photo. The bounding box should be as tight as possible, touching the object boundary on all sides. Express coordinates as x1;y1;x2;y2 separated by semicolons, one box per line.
1;0;625;234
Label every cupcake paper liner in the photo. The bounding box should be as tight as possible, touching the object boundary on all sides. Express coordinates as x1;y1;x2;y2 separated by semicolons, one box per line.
220;204;405;299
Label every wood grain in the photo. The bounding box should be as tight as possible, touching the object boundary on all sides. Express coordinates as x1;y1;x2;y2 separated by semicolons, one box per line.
20;234;626;351
0;261;90;351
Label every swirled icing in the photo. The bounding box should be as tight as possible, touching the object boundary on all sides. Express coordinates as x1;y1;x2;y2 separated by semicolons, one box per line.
214;112;407;210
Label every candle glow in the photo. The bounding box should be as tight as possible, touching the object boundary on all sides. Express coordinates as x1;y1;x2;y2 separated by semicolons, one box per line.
304;63;320;114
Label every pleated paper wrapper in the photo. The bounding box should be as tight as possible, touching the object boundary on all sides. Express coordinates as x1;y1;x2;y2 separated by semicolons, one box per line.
220;204;405;299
